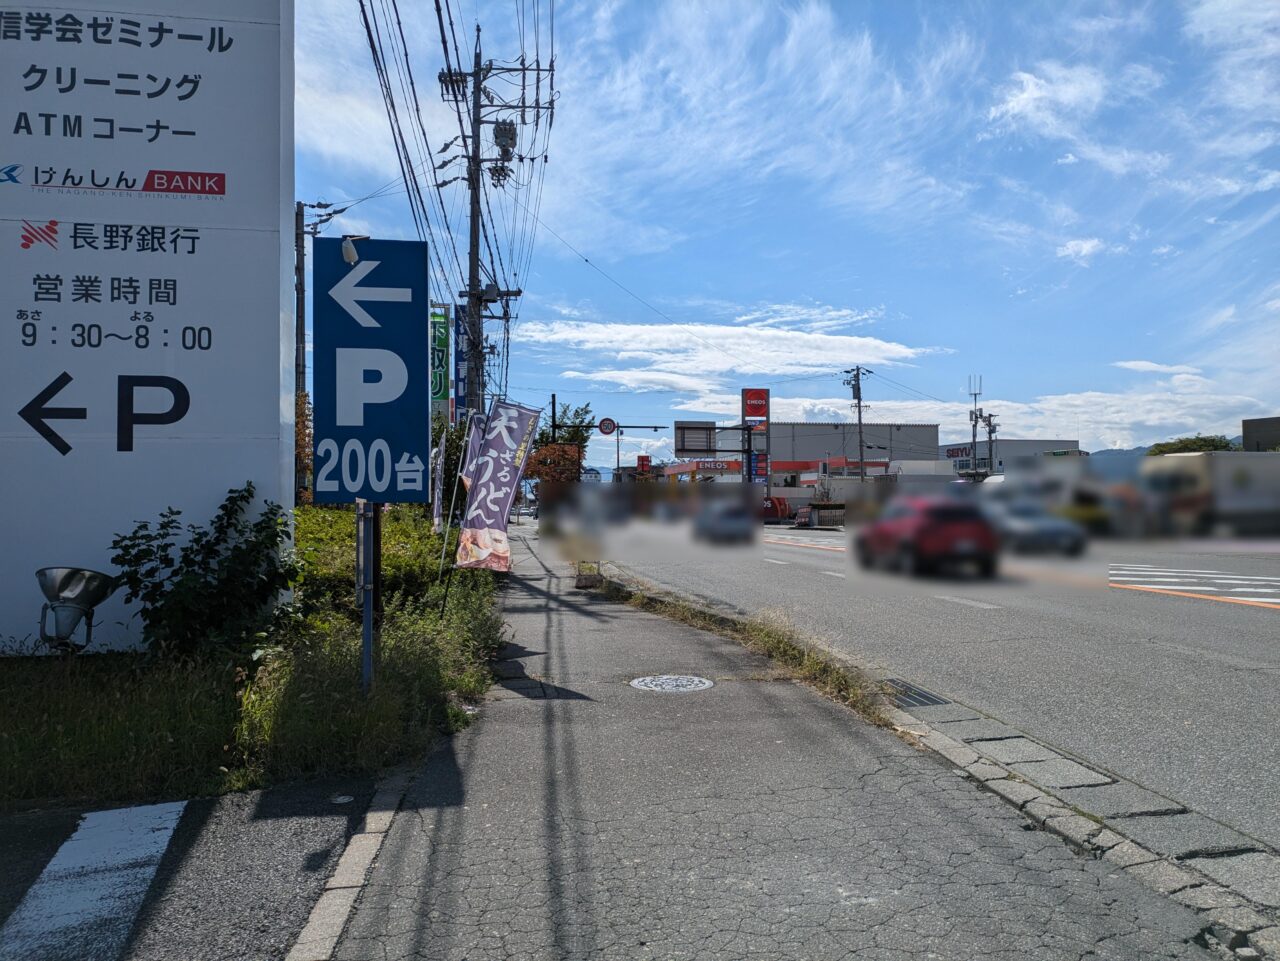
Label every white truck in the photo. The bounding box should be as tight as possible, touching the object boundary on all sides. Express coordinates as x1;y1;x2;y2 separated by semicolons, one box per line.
1140;451;1280;536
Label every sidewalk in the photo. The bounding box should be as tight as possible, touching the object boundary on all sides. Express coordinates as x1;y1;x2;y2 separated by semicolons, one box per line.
334;532;1213;960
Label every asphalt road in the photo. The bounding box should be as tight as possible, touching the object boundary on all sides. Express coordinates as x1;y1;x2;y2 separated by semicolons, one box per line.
604;521;1280;852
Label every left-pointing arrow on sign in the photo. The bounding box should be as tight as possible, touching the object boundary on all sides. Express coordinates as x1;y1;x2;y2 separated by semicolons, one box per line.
328;260;412;328
19;371;87;455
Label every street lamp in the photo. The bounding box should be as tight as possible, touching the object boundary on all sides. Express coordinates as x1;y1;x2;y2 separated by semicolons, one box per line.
341;234;369;266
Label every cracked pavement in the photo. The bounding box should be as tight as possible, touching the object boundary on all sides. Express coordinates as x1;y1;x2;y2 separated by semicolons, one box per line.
334;534;1214;960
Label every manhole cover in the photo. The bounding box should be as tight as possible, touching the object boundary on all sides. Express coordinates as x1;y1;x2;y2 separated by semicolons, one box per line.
629;675;714;693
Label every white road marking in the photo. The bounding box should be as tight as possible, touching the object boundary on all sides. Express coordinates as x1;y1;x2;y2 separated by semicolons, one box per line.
763;558;789;565
1124;584;1225;591
1111;567;1232;576
1110;561;1280;603
1111;576;1280;585
0;801;186;961
820;570;846;578
933;595;1002;610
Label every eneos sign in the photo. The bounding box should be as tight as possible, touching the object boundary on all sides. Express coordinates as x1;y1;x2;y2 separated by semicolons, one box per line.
742;388;769;419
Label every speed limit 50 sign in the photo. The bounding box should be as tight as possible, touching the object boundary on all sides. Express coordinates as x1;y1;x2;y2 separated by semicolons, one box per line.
598;417;617;435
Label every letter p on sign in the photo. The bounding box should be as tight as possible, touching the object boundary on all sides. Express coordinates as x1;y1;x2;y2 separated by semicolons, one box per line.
336;348;408;427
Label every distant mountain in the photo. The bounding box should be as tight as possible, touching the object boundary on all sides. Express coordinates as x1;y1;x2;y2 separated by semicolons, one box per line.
1090;446;1149;457
1091;435;1243;457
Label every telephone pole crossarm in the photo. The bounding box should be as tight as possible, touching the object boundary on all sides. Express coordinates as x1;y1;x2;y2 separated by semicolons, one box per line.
841;367;873;481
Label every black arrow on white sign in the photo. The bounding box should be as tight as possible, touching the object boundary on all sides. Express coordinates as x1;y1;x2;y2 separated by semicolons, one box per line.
19;371;87;455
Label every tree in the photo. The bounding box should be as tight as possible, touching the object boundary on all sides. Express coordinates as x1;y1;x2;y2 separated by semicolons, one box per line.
525;443;585;484
533;401;594;451
526;402;594;483
1146;434;1239;456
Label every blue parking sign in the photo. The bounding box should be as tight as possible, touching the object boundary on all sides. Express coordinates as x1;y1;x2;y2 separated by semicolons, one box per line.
312;238;431;503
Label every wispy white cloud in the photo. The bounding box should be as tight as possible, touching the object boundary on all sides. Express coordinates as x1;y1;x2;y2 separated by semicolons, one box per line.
1160;169;1280;199
1183;0;1280;116
534;0;985;256
1202;304;1238;331
987;60;1168;175
729;302;883;333
1055;237;1105;264
1112;360;1202;374
514;318;936;384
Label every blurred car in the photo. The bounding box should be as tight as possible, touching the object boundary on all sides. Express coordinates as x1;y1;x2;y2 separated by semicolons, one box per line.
855;495;999;577
693;500;755;544
982;501;1086;555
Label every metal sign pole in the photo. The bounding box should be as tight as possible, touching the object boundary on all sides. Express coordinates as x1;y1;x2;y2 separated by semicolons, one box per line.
360;501;375;694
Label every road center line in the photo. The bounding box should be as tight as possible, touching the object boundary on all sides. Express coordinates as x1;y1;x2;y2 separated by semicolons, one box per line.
820;570;846;578
763;558;789;565
933;595;1002;610
0;801;186;961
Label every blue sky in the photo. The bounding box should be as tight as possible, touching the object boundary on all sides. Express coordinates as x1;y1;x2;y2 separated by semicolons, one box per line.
296;0;1280;463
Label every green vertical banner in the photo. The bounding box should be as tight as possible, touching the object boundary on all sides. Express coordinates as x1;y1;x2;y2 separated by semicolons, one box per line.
429;306;450;429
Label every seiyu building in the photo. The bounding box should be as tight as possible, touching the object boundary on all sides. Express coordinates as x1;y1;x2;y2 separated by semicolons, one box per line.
940;438;1081;474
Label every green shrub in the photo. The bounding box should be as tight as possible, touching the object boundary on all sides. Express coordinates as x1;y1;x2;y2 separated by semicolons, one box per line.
110;483;300;657
2;504;503;806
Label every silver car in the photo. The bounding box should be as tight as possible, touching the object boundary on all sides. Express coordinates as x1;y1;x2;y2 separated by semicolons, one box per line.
984;501;1086;556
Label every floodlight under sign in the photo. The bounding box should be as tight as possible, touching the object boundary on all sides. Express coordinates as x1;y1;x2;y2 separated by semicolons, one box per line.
35;567;119;653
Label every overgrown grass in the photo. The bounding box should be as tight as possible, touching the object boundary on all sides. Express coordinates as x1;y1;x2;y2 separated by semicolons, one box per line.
597;578;886;723
0;506;503;807
0;655;238;803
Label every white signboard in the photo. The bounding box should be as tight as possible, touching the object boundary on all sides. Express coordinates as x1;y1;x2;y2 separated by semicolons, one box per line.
0;1;293;649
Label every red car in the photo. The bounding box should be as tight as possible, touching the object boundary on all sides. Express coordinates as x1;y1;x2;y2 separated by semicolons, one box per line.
855;496;1000;578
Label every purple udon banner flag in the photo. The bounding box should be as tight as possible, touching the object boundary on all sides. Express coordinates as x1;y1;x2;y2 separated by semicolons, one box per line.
455;400;540;571
459;411;487;494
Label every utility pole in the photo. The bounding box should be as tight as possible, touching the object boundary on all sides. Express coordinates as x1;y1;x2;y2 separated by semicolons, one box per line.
550;392;558;442
293;199;347;498
465;31;485;419
294;202;306;397
967;375;983;479
441;27;546;417
983;412;999;475
842;367;872;481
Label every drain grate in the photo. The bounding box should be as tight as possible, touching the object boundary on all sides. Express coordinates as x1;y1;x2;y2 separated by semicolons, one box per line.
885;678;950;708
629;675;714;693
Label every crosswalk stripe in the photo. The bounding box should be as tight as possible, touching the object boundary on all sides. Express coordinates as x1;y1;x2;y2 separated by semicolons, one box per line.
0;801;186;961
1111;572;1280;582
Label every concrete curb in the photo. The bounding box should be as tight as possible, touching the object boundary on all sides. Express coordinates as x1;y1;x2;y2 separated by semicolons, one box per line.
598;563;1280;960
284;766;417;961
885;702;1280;959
